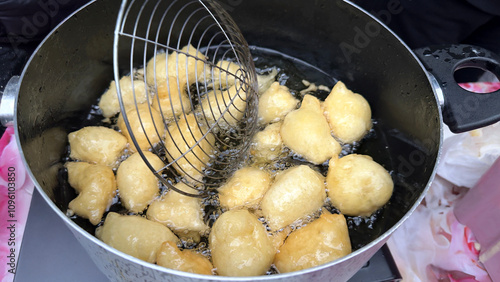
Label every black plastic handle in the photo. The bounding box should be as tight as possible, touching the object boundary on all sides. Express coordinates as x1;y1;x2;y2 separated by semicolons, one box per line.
414;45;500;133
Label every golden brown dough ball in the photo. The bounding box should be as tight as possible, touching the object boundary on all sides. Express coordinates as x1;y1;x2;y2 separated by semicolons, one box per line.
218;166;272;210
146;182;208;238
250;122;284;164
96;212;179;264
68;126;127;167
280;95;341;165
156;241;213;275
323;81;372;144
145;45;206;86
66;162;116;225
117;103;165;152
164;113;215;182
98;76;149;118
258;82;298;125
261;165;326;231
209;209;275;276
198;81;247;130
326;154;394;217
274;211;351;273
116;151;164;213
151;76;191;120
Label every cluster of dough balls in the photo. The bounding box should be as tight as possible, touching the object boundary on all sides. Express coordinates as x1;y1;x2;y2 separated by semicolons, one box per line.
208;164;350;276
205;79;392;276
252;80;373;165
65;45;258;276
67;123;215;274
67;47;394;277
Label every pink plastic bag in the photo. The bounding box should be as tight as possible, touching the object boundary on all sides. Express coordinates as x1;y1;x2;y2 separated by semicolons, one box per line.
388;118;500;281
0;127;35;282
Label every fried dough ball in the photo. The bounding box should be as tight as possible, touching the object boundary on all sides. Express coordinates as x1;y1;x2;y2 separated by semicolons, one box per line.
116;151;164;213
117;103;165;151
274;211;351;273
66;162;116;225
145;45;206;86
326;154;394;216
96;212;179;264
218;167;272;210
258;82;299;125
98;76;149;118
206;60;243;88
261;165;326;231
198;82;247;129
68;126;127;167
209;209;275;276
151;76;191;120
281;95;341;165
164;113;215;182
156;241;213;275
146;182;208;239
250;122;284;164
323;81;372;144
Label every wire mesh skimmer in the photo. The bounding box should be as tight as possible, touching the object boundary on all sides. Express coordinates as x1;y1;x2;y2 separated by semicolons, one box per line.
113;0;258;197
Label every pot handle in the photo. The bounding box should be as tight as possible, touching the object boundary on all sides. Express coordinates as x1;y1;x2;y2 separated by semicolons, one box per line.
414;45;500;133
0;76;20;128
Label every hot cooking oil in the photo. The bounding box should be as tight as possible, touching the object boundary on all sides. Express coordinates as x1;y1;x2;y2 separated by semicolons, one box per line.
57;46;396;265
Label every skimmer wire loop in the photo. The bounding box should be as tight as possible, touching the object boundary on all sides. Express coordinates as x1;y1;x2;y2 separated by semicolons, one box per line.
114;0;258;197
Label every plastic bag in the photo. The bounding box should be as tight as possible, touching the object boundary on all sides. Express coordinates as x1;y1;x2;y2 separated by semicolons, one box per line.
388;121;500;281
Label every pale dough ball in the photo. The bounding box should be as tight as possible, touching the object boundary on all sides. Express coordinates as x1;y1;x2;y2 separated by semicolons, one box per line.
146;52;167;86
274;211;351;273
205;60;243;88
116;151;164;213
281;94;341;165
257;68;278;95
151;76;191;120
209;209;275;276
326;154;394;216
323;81;372;144
146;45;206;86
218;166;272;210
198;82;247;130
96;212;179;264
250;122;284;164
68;126;127;167
66;162;116;225
98;75;149;118
258;82;298;125
117;103;165;151
164;113;215;182
146;182;208;238
156;241;213;275
261;165;326;231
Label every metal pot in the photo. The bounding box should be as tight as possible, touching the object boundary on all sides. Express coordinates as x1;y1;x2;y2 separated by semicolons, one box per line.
2;0;500;281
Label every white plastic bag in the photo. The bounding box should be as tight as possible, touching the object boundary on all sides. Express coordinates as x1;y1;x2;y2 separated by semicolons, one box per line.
387;122;500;281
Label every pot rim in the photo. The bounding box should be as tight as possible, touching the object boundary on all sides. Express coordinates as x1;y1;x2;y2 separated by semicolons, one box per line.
14;0;444;280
